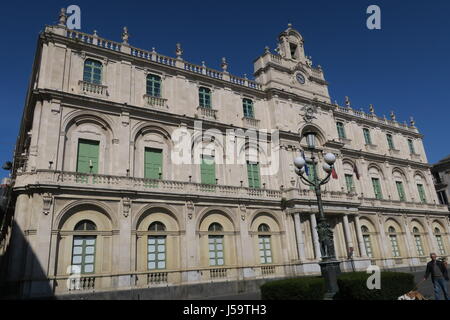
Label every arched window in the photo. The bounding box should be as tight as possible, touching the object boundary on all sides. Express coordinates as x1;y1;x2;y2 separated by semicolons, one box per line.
146;74;162;97
243;98;254;119
258;224;270;232
413;227;424;256
149;221;166;232
361;226;373;258
148;221;167;270
199;87;212;108
208;223;224;266
83;59;102;84
388;226;401;257
72;220;97;274
257;224;272;264
434;227;445;255
74;220;97;231
208;223;223;232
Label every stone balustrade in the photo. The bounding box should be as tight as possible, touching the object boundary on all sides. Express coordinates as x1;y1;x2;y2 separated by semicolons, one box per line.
16;170;283;201
143;94;168;109
197;106;218;120
79;80;108;96
52;264;284;295
334;105;416;132
62;28;262;92
15;170;448;213
242;116;261;128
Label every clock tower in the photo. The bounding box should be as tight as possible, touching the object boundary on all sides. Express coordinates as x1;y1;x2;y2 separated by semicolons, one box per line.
254;24;331;103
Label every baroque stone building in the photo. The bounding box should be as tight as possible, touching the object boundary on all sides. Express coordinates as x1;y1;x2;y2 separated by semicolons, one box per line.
432;155;450;209
4;13;450;298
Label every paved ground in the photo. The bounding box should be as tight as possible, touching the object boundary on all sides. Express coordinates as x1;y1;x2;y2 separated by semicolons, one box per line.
205;270;448;300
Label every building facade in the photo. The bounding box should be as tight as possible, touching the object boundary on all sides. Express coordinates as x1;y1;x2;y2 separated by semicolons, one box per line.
4;12;450;298
432;155;450;209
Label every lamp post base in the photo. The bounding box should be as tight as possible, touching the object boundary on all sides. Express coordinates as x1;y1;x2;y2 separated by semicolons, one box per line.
319;259;341;299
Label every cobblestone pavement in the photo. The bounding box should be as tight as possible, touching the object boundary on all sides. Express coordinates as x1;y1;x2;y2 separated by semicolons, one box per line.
205;270;449;301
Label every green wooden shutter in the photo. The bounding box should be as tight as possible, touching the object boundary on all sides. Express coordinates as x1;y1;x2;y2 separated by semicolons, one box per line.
337;122;346;139
247;162;261;189
144;148;163;180
363;128;372;145
77;139;99;174
417;184;426;203
408;139;415;154
345;174;354;193
372;178;383;199
396;181;405;201
201;155;216;185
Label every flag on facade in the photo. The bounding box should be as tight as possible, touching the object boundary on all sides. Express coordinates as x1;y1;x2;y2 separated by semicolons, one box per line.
331;167;338;179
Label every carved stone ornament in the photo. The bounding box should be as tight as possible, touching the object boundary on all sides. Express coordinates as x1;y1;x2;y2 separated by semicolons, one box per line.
43;193;53;215
186;201;194;220
301;104;317;123
123;198;131;217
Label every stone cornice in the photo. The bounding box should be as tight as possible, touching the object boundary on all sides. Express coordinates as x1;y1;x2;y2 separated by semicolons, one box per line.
340;147;432;170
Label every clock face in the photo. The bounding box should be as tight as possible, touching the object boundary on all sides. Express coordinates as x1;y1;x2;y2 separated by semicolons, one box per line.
296;73;305;84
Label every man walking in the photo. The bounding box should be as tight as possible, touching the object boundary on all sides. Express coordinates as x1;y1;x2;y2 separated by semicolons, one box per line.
424;253;449;300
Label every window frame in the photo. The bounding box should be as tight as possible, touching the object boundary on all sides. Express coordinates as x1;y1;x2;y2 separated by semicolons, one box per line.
83;59;103;85
146;74;162;97
242;98;254;119
199;87;212;109
336;122;346;139
386;133;395;150
363;128;372;145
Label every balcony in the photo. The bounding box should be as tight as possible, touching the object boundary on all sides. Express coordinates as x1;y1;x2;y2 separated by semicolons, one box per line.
196;106;218;120
79;80;108;97
388;148;400;156
242;117;260;129
14;170;283;202
143;94;168;109
364;143;378;152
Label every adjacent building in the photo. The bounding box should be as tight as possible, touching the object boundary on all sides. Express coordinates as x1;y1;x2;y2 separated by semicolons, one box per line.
432;155;450;209
3;11;449;298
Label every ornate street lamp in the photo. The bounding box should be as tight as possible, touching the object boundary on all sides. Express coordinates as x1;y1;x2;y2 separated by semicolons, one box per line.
294;132;341;298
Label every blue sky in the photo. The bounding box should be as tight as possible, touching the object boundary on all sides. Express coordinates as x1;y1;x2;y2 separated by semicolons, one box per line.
1;0;449;179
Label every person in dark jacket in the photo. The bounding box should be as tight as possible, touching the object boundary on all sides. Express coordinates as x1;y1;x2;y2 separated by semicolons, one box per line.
424;253;449;300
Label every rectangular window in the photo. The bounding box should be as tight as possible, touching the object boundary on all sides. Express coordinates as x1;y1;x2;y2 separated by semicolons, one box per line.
363;235;373;258
417;184;427;203
199;87;212;108
77;139;100;174
336;122;346;139
83;59;102;84
146;74;162;97
144;148;163;180
243;99;254;118
437;191;449;205
306;163;317;190
363;128;372;145
372;178;383;200
436;235;445;255
72;236;96;274
259;236;272;264
209;235;224;266
201;155;216;185
396;181;406;201
386;134;395;150
345;174;354;193
408;139;415;154
247;162;261;189
414;235;425;256
147;236;166;270
390;235;400;257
